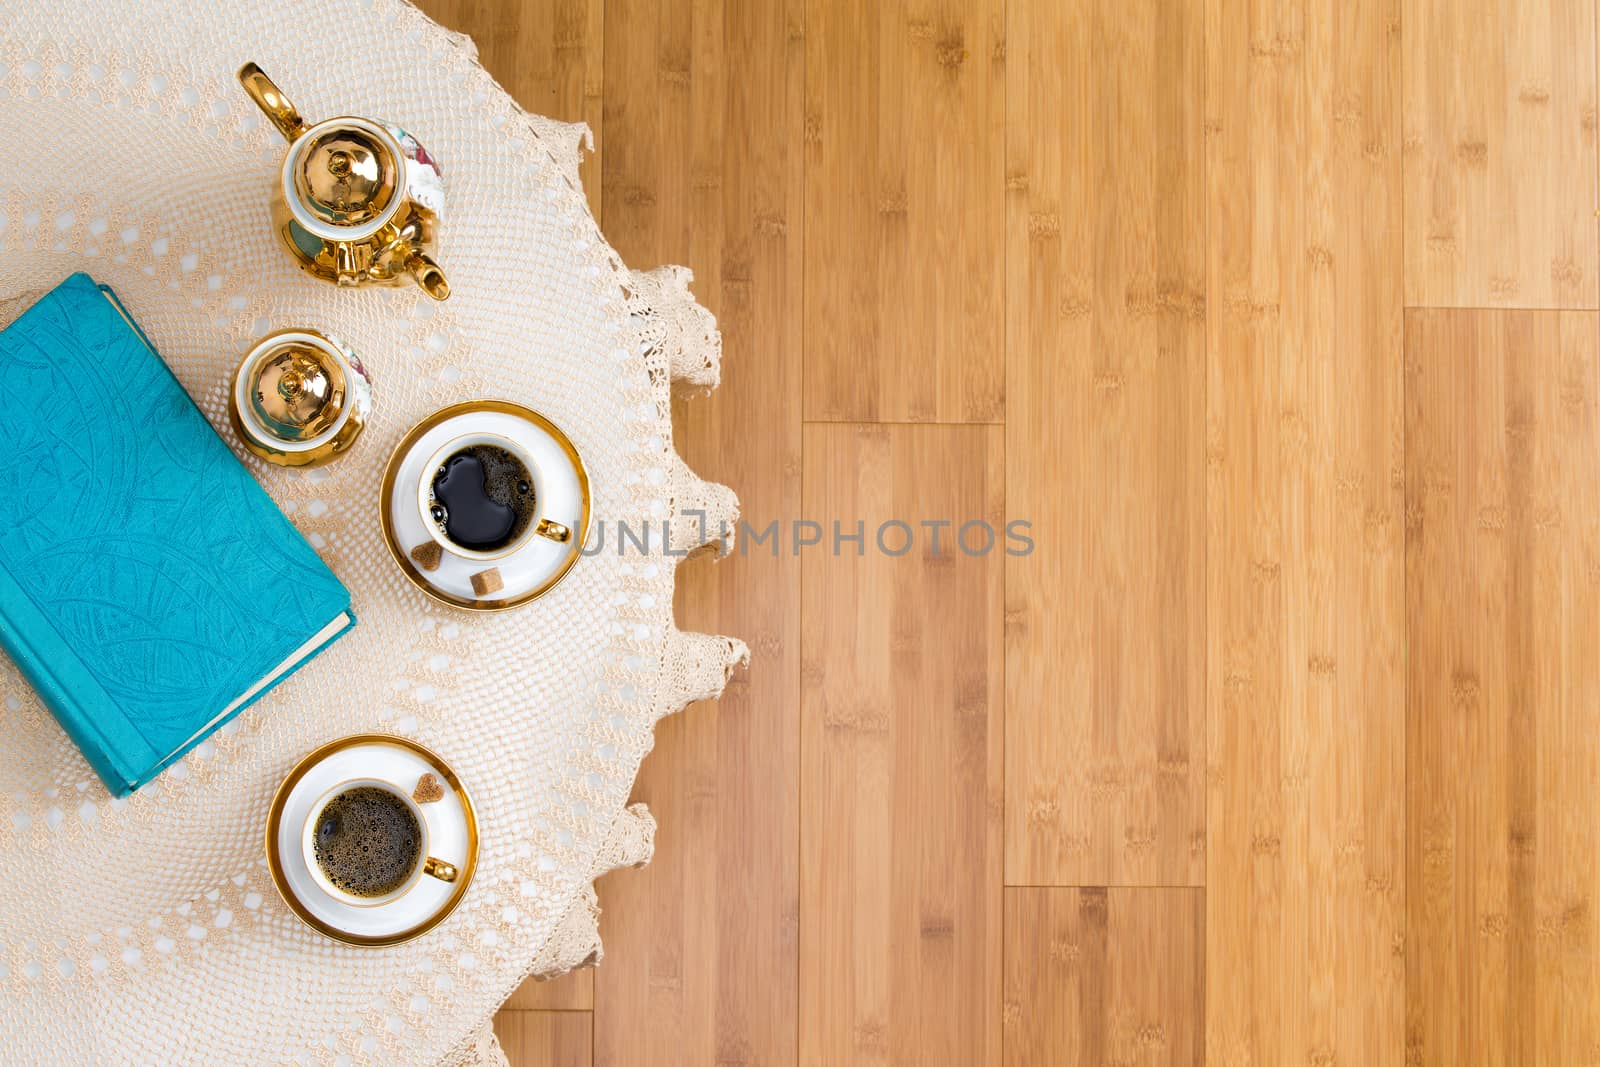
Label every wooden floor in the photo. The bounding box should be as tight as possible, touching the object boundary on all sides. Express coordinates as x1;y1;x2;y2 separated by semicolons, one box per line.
413;0;1600;1062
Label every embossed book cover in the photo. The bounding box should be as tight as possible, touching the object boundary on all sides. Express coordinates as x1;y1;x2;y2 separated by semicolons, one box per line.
0;273;354;795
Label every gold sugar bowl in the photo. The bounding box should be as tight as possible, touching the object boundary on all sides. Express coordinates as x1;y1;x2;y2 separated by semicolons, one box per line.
238;63;450;300
230;329;372;467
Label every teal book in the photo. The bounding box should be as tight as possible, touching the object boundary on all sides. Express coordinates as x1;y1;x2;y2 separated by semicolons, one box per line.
0;273;354;796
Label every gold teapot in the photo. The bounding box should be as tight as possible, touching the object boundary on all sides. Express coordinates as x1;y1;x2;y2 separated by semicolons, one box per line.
238;63;450;300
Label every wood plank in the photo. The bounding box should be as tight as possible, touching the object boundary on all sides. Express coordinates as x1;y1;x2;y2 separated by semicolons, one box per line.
1002;887;1204;1066
799;424;1004;1066
1205;0;1406;1063
593;0;804;1065
494;1011;593;1067
413;0;604;220
802;0;1005;422
1003;0;1205;889
1404;309;1600;1065
1402;0;1598;308
504;968;595;1012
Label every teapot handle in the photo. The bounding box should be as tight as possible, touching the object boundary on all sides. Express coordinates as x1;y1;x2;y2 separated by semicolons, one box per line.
238;63;306;142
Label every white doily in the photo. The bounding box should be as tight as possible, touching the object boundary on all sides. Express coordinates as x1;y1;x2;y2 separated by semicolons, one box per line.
0;3;744;1064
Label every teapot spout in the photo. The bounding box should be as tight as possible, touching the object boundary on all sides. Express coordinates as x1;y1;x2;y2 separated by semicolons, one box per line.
238;63;306;142
407;252;451;301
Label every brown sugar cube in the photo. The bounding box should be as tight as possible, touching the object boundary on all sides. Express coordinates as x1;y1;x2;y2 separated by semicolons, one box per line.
410;542;443;572
413;772;445;804
471;567;503;596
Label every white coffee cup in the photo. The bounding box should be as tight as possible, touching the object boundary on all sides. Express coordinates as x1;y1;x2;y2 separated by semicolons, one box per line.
301;778;457;908
417;431;571;561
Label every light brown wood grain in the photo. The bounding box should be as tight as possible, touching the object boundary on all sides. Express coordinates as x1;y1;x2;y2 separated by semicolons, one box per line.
493;1011;593;1067
414;0;604;220
1405;309;1600;1065
1205;0;1406;1062
1003;888;1203;1066
405;3;1600;1064
591;1;805;1065
800;424;1004;1067
1003;0;1205;890
504;968;594;1012
802;0;1004;423
1402;0;1598;308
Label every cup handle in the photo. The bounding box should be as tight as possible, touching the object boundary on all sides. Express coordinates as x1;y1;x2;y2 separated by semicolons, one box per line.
423;857;458;883
535;518;572;544
237;63;306;142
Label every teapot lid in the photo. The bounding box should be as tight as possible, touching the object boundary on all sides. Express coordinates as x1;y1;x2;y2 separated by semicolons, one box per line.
245;339;348;443
292;124;400;229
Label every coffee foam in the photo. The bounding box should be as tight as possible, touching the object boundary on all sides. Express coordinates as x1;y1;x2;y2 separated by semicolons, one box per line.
312;786;422;898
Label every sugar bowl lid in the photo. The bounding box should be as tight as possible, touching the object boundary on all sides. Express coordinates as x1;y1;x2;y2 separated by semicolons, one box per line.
248;339;346;442
231;329;372;468
292;125;400;228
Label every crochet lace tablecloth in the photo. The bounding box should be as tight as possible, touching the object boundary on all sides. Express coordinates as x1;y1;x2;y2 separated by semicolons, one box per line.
0;3;743;1064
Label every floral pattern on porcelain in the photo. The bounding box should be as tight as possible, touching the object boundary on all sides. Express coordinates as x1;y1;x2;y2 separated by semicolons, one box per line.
385;122;446;218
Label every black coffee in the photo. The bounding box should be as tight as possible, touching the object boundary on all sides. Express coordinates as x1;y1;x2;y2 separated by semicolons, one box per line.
430;445;536;552
312;786;422;898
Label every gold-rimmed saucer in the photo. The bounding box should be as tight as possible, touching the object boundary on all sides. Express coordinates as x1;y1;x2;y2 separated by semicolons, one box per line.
379;400;592;612
265;734;478;948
